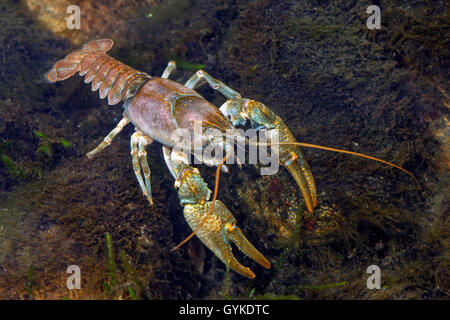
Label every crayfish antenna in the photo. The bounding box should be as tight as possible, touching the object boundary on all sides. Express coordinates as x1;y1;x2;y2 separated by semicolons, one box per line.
172;139;419;252
273;141;420;187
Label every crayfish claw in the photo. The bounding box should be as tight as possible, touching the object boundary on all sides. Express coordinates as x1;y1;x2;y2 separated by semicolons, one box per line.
279;145;318;213
164;146;269;278
221;98;318;213
183;201;270;279
225;221;271;270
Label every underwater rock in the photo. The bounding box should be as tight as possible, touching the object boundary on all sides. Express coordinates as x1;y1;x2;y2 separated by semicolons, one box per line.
23;0;156;44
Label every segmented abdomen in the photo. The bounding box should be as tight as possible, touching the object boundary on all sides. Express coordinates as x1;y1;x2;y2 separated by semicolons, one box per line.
45;39;151;105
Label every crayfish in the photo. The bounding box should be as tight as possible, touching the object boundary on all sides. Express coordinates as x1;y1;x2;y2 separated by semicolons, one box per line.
45;39;416;278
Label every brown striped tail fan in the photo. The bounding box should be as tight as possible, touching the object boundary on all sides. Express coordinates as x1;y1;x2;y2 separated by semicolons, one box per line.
44;39;151;105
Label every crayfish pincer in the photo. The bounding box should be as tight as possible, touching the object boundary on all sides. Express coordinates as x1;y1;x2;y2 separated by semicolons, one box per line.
45;39;416;278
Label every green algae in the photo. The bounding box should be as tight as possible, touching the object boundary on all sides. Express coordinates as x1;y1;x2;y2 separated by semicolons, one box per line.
104;232;118;295
170;56;205;71
34;130;72;157
252;293;301;300
299;281;348;291
0;0;447;300
26;263;34;299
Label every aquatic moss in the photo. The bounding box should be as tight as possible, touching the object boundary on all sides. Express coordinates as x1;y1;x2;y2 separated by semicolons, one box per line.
104;232;118;295
0;0;447;300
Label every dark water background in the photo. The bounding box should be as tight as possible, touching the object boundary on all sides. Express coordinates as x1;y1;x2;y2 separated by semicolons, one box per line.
0;0;448;299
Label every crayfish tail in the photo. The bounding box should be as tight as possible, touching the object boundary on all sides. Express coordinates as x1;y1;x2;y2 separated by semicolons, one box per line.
82;38;114;52
44;60;78;83
44;39;151;105
44;39;113;83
